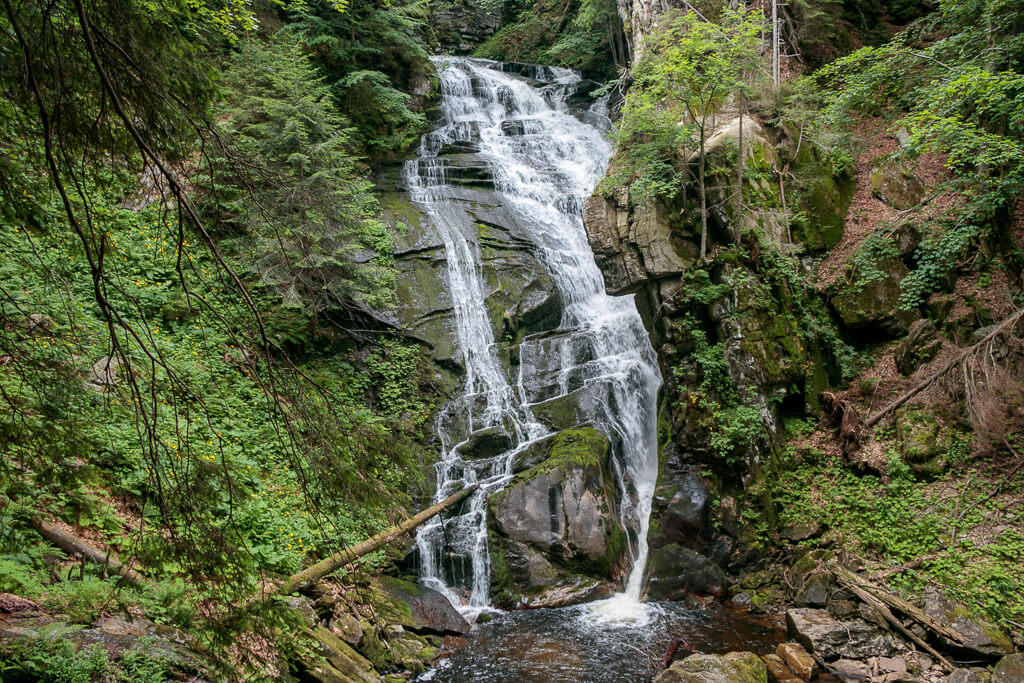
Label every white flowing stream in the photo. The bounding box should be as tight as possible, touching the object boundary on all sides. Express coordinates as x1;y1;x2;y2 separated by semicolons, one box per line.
407;57;661;622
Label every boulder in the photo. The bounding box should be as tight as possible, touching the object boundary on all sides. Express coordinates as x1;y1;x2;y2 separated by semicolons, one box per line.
786;608;898;660
458;426;513;460
308;626;379;683
654;652;768;683
923;587;1014;657
830;257;917;338
894;319;943;375
488;428;624;593
376;576;471;636
993;654;1024;683
647;544;727;599
870;160;926;210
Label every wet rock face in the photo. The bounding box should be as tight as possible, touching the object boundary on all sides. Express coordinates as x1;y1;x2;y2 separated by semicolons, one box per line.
646;544;726;599
487;428;625;601
654;651;768;683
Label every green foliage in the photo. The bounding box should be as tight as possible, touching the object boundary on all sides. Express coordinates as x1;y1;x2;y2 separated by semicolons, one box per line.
203;34;396;312
0;634;172;683
769;446;1024;627
603;7;762;199
283;0;432;160
475;0;623;78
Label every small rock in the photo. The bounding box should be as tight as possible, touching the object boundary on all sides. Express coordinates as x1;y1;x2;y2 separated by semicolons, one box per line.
831;658;871;682
330;613;363;646
762;653;802;683
944;669;986;683
795;573;831;607
879;656;908;674
777;642;817;680
993;653;1024;683
87;356;124;388
285;596;318;628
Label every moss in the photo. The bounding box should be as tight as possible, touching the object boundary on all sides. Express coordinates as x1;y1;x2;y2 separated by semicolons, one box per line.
537;427;610;474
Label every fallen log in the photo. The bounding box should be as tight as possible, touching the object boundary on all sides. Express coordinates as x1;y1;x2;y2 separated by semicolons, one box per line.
832;567;968;672
0;496;146;587
836;572;953;671
258;485;477;601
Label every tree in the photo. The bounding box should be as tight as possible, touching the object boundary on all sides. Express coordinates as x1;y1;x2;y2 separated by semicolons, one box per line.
202;35;395;316
621;8;762;258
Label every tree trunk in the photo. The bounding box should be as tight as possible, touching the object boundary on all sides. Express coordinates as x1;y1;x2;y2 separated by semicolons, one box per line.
257;486;477;601
735;106;743;243
699;127;708;260
0;496;147;587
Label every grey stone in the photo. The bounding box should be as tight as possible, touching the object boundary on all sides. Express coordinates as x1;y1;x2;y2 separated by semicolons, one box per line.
786;608;898;660
923;587;1014;657
992;653;1024;683
377;576;471;635
945;669;986;683
647;545;727;599
781;522;824;542
831;658;872;682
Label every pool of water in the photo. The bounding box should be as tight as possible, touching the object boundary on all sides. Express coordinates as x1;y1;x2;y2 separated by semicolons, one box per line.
420;600;785;683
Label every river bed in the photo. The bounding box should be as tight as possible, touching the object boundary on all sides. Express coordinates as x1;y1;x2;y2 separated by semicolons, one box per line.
421;600;785;682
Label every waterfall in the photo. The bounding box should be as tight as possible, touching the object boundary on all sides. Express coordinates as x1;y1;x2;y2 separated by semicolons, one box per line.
407;57;661;615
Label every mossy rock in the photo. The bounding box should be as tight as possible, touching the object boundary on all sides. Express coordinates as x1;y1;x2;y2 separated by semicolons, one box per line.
830;256;917;337
791;143;855;252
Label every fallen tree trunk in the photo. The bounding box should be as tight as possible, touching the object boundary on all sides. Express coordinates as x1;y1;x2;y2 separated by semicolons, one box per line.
259;485;477;601
865;307;1024;428
834;570;952;671
0;496;147;587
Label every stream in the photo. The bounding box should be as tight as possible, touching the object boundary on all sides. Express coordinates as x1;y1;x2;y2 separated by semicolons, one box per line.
404;57;783;680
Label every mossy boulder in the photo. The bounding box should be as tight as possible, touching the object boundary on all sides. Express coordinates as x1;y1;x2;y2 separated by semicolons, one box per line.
893;319;942;375
791;142;855;252
830;257;917;337
487;428;626;597
870;160;926;210
896;406;948;478
924;587;1014;657
654;652;768;683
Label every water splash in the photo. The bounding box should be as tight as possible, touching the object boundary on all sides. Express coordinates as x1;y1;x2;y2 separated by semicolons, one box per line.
407;57;661;613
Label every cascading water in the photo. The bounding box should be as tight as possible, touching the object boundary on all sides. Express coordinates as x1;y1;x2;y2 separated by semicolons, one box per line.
407;57;661;619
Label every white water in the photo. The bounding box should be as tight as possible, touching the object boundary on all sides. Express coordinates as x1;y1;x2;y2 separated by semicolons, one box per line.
407;57;661;620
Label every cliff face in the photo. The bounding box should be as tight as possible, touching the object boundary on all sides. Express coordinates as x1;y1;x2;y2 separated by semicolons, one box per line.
583;110;859;571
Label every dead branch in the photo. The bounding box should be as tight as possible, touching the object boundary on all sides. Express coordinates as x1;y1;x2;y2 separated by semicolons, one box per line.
865;307;1024;428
